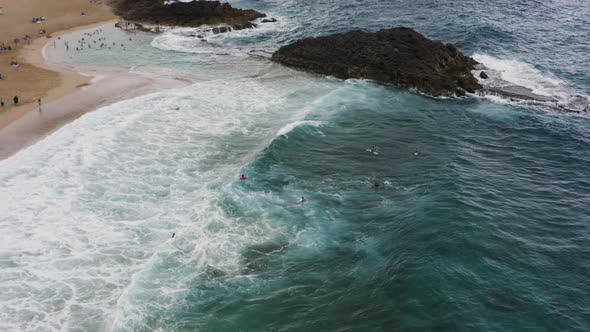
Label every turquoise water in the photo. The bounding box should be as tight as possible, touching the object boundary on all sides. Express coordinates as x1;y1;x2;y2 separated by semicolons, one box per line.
2;1;590;331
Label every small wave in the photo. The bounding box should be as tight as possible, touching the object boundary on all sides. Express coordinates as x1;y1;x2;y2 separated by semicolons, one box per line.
276;120;324;137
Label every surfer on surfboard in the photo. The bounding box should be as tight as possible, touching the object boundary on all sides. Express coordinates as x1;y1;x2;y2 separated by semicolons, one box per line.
367;146;378;155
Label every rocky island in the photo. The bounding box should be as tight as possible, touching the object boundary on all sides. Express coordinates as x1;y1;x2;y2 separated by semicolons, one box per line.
272;27;481;97
110;0;266;29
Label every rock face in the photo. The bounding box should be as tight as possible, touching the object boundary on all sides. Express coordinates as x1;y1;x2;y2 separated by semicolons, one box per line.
272;27;481;97
111;0;265;28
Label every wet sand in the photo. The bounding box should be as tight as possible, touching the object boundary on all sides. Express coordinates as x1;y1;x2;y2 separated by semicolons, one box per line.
0;61;189;159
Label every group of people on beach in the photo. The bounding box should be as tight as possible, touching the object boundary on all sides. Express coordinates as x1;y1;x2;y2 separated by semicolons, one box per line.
0;96;19;108
31;17;46;24
0;44;13;52
0;58;21;81
0;96;41;111
4;35;32;54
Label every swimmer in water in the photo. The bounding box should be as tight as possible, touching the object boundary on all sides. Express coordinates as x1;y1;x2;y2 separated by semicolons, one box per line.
372;182;381;188
172;232;175;238
414;148;420;156
300;197;307;203
239;174;247;180
369;146;377;153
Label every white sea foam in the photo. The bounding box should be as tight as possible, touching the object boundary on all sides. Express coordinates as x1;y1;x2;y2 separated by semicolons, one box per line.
151;14;293;57
472;53;568;98
0;72;343;331
473;53;589;112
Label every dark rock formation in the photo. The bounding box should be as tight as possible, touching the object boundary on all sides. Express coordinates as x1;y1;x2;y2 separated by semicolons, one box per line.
111;0;265;28
261;18;277;23
480;71;489;79
272;27;481;97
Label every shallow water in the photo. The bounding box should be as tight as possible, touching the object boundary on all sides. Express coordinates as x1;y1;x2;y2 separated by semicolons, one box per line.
2;1;590;331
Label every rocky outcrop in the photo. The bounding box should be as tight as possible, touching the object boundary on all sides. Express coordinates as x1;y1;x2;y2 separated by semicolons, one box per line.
479;71;489;79
272;27;481;97
110;0;265;28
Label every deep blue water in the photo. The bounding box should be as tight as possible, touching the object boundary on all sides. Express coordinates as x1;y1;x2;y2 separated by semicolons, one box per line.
1;0;590;331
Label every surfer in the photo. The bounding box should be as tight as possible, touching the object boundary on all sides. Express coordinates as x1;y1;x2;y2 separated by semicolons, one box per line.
300;197;307;203
239;174;247;180
414;148;420;156
369;146;377;153
172;232;175;238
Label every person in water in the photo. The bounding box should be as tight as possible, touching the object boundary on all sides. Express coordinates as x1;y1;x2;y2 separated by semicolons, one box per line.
300;197;307;203
372;182;381;188
369;146;377;153
414;148;420;156
239;174;247;180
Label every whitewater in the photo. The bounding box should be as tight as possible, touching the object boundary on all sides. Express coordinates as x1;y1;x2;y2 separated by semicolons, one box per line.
2;0;590;331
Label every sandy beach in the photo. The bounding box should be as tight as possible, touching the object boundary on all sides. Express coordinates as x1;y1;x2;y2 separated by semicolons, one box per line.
0;34;189;159
0;0;116;139
0;66;183;159
0;1;190;159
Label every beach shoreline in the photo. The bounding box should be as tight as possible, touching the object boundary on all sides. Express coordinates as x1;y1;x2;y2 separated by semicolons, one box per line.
0;20;117;129
0;0;117;122
0;21;188;160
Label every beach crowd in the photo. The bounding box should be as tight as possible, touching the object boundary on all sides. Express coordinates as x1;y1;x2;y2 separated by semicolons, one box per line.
0;0;105;114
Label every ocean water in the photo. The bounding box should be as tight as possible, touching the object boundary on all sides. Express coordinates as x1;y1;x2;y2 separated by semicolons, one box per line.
2;0;590;331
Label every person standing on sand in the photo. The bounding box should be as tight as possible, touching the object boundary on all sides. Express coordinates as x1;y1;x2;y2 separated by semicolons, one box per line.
13;95;18;105
0;98;4;108
38;98;41;112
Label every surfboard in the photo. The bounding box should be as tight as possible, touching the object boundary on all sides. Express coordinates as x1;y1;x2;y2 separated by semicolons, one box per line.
366;149;379;155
